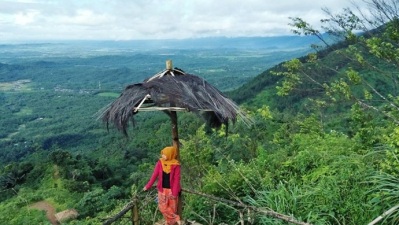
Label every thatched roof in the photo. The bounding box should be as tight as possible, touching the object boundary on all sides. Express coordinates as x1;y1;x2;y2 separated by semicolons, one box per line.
99;67;249;135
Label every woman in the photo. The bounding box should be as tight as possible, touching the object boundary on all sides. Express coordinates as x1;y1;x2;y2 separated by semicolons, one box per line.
143;146;181;225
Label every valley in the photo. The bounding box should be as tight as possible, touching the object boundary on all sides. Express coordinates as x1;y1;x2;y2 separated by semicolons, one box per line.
0;37;315;164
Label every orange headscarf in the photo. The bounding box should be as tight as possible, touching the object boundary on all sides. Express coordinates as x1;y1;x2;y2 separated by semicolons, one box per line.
160;146;180;174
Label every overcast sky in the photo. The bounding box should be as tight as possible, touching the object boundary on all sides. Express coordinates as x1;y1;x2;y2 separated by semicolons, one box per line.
0;0;366;42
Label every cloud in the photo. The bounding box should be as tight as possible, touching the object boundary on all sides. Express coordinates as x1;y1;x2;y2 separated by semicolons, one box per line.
0;0;368;42
58;9;112;26
14;9;40;25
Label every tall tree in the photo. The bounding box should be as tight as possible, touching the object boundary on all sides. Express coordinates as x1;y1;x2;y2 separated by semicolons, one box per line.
278;0;399;124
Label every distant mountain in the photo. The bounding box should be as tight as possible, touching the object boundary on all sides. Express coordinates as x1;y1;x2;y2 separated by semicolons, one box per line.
0;36;324;57
103;36;324;50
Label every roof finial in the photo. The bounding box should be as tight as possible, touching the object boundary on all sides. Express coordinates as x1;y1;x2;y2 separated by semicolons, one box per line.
166;60;173;70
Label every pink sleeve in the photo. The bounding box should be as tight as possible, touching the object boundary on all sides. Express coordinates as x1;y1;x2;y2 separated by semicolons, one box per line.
145;161;161;189
171;165;181;197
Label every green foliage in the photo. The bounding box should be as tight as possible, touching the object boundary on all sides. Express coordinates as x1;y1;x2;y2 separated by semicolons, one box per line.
368;172;399;224
253;131;377;224
0;204;48;225
180;111;380;224
4;3;399;223
349;103;385;149
49;149;73;166
272;58;303;96
0;161;34;199
76;186;124;218
180;125;215;188
282;4;399;128
380;127;399;176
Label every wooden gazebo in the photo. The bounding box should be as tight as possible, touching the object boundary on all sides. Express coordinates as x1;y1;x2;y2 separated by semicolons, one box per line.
99;60;249;157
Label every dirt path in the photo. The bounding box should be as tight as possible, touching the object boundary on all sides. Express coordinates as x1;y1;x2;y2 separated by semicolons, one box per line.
29;200;59;225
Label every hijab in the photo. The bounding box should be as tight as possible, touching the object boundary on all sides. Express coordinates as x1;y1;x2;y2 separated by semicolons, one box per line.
160;146;180;174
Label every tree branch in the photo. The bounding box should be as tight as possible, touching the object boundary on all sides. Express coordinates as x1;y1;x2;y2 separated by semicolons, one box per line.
368;204;399;225
182;188;313;225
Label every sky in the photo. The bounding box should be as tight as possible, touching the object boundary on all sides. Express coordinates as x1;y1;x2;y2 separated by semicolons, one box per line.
0;0;367;42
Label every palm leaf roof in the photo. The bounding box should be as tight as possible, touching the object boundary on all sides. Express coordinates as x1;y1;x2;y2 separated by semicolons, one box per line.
99;67;249;135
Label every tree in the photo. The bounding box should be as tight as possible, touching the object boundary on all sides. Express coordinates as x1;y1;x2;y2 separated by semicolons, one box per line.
278;0;399;125
49;149;72;166
281;1;399;223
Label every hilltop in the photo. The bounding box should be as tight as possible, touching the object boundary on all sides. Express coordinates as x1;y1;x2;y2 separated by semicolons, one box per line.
1;9;399;223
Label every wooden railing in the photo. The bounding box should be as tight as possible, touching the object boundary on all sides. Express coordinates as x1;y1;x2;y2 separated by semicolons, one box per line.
101;188;312;225
103;196;139;225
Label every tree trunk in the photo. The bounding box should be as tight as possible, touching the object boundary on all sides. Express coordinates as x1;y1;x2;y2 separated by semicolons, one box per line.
170;111;183;220
170;111;179;159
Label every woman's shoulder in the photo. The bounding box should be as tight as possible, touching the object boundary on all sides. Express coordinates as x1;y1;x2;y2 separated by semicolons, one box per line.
172;164;181;169
154;160;162;167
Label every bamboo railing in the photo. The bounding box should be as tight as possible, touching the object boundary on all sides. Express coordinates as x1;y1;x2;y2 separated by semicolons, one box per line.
101;188;313;225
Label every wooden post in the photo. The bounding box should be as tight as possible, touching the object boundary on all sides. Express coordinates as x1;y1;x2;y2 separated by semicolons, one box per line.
166;60;173;70
167;59;182;220
170;111;179;159
168;59;179;159
131;195;139;225
170;110;183;219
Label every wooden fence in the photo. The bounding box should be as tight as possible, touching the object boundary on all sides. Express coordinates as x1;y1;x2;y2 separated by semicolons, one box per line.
101;188;312;225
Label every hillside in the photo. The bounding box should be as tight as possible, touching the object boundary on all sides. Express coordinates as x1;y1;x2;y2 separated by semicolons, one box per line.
2;14;399;224
228;31;396;130
0;36;317;166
